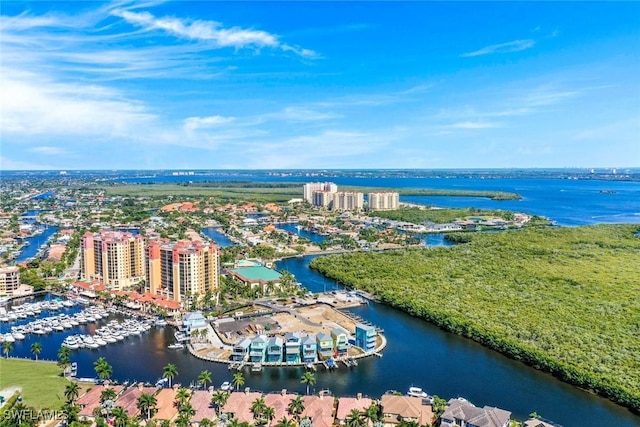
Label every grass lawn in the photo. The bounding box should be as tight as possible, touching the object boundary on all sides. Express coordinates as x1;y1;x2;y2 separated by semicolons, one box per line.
0;358;71;409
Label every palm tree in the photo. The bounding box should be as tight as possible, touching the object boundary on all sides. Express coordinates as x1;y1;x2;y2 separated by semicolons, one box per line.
364;402;379;424
287;396;305;421
211;390;230;413
300;372;316;395
61;402;80;424
198;369;213;390
300;417;314;427
94;357;113;381
64;382;80;403
232;371;245;392
346;409;365;427
111;406;129;427
177;402;195;427
264;405;276;427
397;421;419;427
58;345;71;372
30;342;42;360
251;397;267;421
175;387;191;407
137;392;157;420
275;417;296;427
100;387;118;404
228;418;241;427
2;341;13;358
162;363;178;388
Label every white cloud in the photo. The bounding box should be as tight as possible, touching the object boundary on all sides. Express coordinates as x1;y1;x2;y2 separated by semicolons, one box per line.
462;39;535;57
112;9;317;58
448;121;502;129
29;146;68;155
268;107;342;122
0;67;155;137
183;115;235;131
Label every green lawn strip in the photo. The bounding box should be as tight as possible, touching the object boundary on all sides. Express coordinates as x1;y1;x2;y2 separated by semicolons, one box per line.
309;224;640;412
0;358;71;410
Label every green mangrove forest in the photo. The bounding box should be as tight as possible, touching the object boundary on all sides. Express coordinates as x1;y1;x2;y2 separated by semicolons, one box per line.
309;224;640;412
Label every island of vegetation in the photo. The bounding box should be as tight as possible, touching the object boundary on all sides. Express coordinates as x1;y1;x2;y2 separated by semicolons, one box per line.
309;224;640;413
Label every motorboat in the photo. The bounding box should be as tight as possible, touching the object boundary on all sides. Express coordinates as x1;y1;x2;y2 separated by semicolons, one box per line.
168;343;185;350
220;381;232;392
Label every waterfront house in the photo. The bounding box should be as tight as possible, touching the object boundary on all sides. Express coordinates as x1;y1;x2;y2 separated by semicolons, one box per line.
380;395;435;427
183;311;208;333
114;383;158;418
77;385;124;420
302;334;317;363
250;334;268;363
440;398;510;427
232;337;252;361
264;390;298;422
336;394;373;425
285;332;302;363
302;394;336;427
191;390;218;425
267;336;284;362
355;323;377;352
151;388;179;423
331;328;349;357
316;332;334;360
222;390;264;424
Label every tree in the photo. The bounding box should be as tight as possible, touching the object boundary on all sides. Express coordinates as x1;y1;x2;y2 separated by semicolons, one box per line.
163;363;178;388
94;357;113;381
30;342;42;360
251;397;267;424
275;418;296;427
346;409;365;427
300;417;314;427
64;382;80;403
137;392;157;420
232;371;245;392
264;405;276;427
111;406;129;427
364;402;379;424
175;387;191;406
3;341;13;358
211;390;230;413
100;387;118;404
287;396;305;421
301;371;316;395
61;402;80;424
431;395;447;421
198;369;213;390
397;420;419;427
58;345;71;373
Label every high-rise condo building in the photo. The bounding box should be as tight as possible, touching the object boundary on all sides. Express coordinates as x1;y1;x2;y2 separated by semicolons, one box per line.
368;192;400;210
332;192;364;211
0;266;20;295
80;231;146;291
147;239;219;303
312;190;335;208
303;182;337;204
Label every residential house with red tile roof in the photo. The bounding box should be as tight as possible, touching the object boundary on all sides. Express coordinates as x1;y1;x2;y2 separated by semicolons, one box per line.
77;385;124;419
191;390;217;425
336;394;373;425
221;390;264;424
114;384;158;418
264;390;298;422
152;388;179;423
301;395;335;427
380;394;435;427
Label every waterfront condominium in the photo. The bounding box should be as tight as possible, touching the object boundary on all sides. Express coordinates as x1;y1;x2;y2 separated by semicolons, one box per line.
0;266;20;295
303;182;337;204
368;192;400;210
80;231;146;291
146;239;219;304
331;191;364;211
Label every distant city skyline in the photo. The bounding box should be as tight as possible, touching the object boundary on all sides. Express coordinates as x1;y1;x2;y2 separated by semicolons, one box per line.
1;1;639;170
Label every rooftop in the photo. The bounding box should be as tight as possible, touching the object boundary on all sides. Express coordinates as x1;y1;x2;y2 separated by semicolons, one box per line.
229;266;283;282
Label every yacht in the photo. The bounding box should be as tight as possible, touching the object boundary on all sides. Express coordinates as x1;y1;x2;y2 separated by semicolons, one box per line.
220;381;232;392
168;343;185;350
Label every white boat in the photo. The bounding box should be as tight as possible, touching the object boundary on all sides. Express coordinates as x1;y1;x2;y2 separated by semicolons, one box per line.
12;332;25;340
220;381;232;391
407;387;430;399
3;333;15;343
168;343;185;349
95;338;107;346
156;319;167;327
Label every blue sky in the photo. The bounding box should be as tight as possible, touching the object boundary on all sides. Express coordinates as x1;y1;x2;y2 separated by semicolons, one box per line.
1;1;639;170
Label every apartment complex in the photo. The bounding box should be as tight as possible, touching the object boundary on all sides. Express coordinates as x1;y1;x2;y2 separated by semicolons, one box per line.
368;191;399;210
0;266;20;295
80;231;146;291
332;191;364;211
303;182;337;204
147;239;219;303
